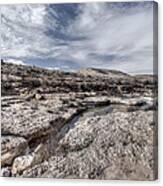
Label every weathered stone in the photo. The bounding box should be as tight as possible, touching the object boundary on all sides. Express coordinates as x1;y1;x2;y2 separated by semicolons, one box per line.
1;136;28;166
1;62;157;180
35;94;45;100
12;144;49;175
1;62;157;97
22;110;156;180
1;102;54;141
1;167;12;177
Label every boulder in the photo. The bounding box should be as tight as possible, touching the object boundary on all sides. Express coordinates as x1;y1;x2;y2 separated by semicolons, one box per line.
12;144;49;175
1;136;28;166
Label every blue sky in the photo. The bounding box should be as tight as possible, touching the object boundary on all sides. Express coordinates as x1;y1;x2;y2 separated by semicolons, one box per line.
1;2;155;74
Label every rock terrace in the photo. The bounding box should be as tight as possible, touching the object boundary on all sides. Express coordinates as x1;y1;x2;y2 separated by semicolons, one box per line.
1;62;158;180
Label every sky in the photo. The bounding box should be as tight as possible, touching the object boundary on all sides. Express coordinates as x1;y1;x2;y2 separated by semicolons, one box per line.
1;2;155;74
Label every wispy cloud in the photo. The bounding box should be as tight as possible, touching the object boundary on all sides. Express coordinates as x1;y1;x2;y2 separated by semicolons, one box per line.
1;2;154;74
5;58;26;66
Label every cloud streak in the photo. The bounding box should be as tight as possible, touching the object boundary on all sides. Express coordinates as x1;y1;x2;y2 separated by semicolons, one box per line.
1;2;155;74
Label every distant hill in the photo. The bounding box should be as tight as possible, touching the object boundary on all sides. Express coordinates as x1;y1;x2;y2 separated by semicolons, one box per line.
78;68;131;79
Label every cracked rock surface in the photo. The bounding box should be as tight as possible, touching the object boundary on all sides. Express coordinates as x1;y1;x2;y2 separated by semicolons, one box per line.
1;62;158;180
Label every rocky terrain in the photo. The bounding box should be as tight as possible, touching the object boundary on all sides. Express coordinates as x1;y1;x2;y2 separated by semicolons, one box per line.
1;62;158;180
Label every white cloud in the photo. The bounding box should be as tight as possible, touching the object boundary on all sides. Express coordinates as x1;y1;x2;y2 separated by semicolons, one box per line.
66;2;154;74
1;4;55;58
5;59;26;66
1;2;155;74
45;67;60;71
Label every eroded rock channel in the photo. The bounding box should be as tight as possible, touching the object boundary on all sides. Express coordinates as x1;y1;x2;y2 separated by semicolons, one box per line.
1;62;158;180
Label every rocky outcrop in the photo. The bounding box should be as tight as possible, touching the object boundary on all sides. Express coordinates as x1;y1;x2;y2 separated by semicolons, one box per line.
1;62;158;180
19;110;156;180
1;62;157;97
12;144;49;175
1;136;28;166
58;110;155;180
